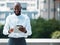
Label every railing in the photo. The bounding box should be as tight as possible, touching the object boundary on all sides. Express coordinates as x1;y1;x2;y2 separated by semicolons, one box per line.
0;39;60;43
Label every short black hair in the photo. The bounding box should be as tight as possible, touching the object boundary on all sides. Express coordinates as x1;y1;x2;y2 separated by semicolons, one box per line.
14;2;22;9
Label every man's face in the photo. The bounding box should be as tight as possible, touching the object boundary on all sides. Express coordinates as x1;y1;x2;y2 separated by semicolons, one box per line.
14;4;21;16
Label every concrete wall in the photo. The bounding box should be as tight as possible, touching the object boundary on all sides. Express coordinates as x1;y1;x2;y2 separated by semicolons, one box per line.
0;43;60;45
0;39;60;45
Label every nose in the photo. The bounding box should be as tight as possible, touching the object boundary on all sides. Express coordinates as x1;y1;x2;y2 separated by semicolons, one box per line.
15;9;19;11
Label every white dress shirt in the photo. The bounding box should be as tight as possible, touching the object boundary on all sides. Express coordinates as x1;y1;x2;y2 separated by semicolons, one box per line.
3;14;32;38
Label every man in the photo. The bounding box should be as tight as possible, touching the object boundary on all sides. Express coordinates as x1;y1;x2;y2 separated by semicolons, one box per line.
3;2;32;45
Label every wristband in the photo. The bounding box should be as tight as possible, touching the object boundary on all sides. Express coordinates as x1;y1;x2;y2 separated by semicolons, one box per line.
24;31;27;33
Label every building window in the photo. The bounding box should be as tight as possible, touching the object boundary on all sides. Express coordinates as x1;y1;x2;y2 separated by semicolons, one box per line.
0;13;5;20
51;8;55;12
44;0;46;3
22;8;26;10
0;4;5;6
7;3;27;10
43;9;47;12
0;0;6;1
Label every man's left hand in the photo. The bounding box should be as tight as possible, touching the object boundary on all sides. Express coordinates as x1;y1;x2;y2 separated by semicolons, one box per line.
18;25;27;33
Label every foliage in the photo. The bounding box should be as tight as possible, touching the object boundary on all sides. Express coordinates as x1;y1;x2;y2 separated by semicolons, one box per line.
0;23;8;38
0;18;60;38
51;31;60;39
31;18;60;38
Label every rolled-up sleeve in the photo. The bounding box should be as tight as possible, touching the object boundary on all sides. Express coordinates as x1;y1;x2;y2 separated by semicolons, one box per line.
25;17;32;36
3;17;10;35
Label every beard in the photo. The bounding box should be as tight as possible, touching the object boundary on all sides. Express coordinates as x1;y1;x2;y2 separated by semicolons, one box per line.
14;11;21;16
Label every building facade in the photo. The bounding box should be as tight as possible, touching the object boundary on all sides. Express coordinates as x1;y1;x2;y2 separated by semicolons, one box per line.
0;0;38;24
0;0;60;24
40;0;60;20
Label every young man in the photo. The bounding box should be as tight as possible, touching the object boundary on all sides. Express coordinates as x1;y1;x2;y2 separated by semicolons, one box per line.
3;2;32;45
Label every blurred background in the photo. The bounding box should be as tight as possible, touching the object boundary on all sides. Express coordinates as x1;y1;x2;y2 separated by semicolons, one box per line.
0;0;60;38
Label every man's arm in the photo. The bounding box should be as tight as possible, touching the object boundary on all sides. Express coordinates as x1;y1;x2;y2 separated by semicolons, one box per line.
3;16;10;35
25;17;32;36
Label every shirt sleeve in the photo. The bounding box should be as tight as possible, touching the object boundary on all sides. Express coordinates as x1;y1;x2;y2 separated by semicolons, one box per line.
25;17;32;36
3;16;10;35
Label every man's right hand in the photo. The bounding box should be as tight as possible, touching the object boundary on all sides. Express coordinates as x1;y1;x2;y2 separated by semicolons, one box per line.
8;28;14;33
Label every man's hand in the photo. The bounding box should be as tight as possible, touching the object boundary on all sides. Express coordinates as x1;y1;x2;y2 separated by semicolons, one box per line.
18;25;27;33
8;28;14;33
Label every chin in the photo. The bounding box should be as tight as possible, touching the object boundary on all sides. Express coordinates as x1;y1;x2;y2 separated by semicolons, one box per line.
15;13;21;16
14;11;21;16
